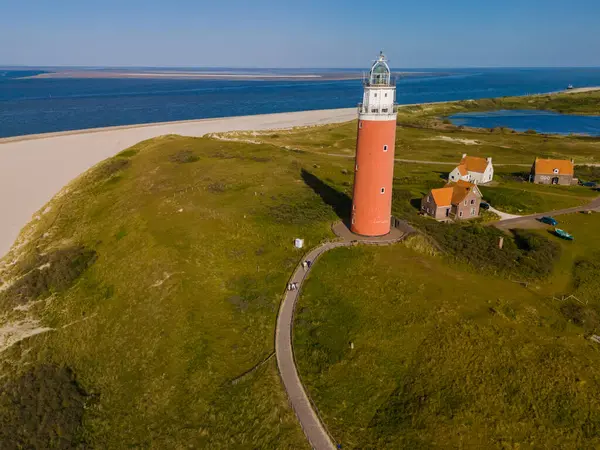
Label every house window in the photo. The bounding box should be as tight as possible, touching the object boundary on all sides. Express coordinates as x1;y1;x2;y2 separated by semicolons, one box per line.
470;199;475;205
352;204;356;211
383;145;388;152
464;200;467;206
385;93;388;97
374;93;377;97
459;211;463;218
554;168;559;174
380;187;385;194
352;217;355;224
382;108;388;113
371;109;377;113
427;195;431;202
355;164;358;171
471;207;476;216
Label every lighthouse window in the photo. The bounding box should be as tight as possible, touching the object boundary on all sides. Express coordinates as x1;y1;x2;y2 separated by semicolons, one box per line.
383;145;388;152
374;93;377;97
380;187;385;194
384;93;388;97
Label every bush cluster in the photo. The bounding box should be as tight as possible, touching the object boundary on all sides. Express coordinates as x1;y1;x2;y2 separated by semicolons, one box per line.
1;246;97;305
0;365;89;449
169;150;199;164
422;223;560;279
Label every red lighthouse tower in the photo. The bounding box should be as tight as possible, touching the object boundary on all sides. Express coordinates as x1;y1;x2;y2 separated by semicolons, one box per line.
351;52;397;236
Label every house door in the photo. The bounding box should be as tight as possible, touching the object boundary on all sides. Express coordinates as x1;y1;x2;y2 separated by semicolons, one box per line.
446;208;450;217
552;177;559;185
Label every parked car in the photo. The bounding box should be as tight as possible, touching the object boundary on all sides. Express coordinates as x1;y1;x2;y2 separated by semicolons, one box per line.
539;216;558;226
480;202;490;210
582;181;597;187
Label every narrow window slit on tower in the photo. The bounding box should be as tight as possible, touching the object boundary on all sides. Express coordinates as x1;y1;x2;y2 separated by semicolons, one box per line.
380;187;385;194
383;145;388;152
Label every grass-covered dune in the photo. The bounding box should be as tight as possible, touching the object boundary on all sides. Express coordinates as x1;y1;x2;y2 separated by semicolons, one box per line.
0;91;598;448
294;218;600;448
0;135;364;448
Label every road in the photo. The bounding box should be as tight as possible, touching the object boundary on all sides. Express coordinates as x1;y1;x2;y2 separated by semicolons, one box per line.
494;195;600;230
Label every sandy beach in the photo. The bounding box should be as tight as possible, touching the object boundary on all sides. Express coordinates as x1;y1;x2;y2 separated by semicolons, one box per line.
0;108;356;260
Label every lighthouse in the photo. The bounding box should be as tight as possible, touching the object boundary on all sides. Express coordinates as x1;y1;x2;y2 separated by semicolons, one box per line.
351;52;398;236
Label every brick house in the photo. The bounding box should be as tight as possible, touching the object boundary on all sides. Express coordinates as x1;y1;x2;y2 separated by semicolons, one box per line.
448;154;494;185
421;180;482;221
530;158;576;185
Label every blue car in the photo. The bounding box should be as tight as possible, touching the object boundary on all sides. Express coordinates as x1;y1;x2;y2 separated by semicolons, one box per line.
539;216;558;226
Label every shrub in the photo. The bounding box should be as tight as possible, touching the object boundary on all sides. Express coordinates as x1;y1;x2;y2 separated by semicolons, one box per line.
1;246;97;305
95;158;130;179
0;365;89;449
169;150;199;164
421;224;559;279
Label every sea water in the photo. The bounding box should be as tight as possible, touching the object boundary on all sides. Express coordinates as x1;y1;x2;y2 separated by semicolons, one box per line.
1;68;600;138
449;110;600;136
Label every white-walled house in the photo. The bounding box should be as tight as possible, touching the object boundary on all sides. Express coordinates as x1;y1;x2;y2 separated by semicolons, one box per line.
448;154;494;185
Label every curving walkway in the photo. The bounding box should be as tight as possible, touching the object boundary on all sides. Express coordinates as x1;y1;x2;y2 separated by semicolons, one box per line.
275;223;407;449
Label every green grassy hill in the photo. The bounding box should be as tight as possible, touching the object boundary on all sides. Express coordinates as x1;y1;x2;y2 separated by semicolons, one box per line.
294;224;600;448
0;91;598;448
0;135;357;448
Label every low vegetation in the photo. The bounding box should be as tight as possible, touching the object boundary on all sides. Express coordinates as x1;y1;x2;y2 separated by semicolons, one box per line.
295;244;600;448
0;365;89;449
1;136;355;448
1;246;97;306
420;223;560;279
1;91;598;448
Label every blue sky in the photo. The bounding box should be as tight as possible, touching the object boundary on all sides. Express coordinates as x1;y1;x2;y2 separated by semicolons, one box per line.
1;0;599;68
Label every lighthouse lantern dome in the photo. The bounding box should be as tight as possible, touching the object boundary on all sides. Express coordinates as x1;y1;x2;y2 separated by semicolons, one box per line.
369;51;391;86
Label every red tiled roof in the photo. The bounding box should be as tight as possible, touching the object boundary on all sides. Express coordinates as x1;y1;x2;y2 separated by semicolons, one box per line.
444;180;481;204
460;155;489;174
430;187;453;206
534;158;574;176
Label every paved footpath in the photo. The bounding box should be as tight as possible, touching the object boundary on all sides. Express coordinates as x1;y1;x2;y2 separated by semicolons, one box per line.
275;224;407;450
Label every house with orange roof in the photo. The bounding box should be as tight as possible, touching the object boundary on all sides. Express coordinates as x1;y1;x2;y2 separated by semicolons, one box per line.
530;158;576;185
421;180;482;221
449;154;494;185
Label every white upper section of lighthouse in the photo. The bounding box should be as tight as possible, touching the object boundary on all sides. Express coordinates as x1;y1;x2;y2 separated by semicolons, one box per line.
358;52;398;122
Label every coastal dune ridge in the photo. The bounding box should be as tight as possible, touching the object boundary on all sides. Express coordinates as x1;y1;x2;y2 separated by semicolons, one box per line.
0;108;356;260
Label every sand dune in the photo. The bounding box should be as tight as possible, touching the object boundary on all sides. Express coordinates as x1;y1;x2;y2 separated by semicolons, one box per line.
0;108;356;259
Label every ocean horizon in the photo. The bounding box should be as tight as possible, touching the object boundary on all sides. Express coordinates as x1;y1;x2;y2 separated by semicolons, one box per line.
2;67;600;138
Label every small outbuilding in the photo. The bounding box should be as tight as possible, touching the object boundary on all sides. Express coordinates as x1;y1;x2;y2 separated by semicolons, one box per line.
530;158;576;185
421;180;482;221
449;154;494;185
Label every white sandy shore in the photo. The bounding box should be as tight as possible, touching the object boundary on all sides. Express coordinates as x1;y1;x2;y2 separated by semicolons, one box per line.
0;108;356;259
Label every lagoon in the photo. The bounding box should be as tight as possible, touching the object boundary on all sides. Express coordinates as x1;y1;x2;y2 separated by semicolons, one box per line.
449;109;600;136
